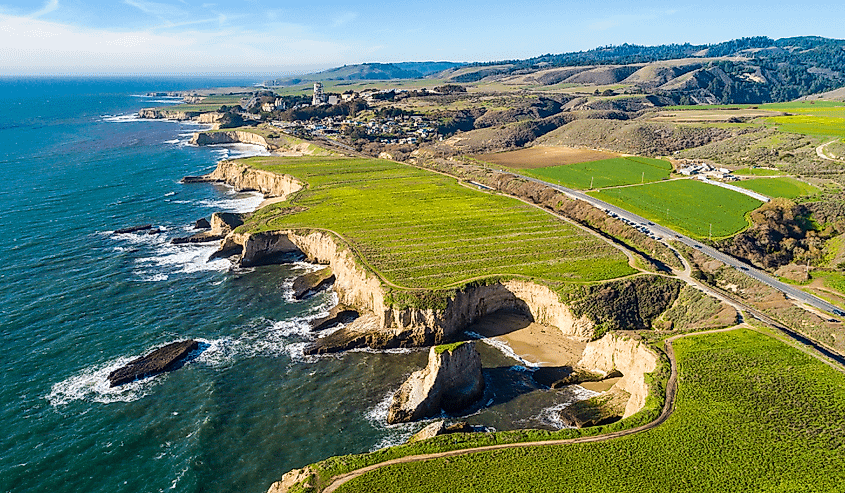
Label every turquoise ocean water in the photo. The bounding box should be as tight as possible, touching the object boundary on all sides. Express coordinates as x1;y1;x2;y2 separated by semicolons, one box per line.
0;78;590;493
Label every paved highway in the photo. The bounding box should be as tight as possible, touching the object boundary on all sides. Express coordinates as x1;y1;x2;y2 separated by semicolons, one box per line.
517;174;845;320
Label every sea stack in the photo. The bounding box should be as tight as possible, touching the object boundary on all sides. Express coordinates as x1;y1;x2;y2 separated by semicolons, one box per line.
386;341;484;424
107;340;199;387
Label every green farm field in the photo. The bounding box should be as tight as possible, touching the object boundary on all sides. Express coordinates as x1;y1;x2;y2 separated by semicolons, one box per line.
524;156;672;190
763;101;845;138
589;179;762;238
333;329;845;493
732;167;784;176
242;156;636;289
767;114;845;139
734;177;819;199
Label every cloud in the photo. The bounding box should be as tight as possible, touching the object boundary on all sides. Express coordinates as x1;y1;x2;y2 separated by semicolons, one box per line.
332;12;357;27
30;0;59;18
0;13;377;74
124;0;186;20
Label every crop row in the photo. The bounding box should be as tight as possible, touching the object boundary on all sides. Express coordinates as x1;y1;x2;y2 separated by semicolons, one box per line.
241;156;634;288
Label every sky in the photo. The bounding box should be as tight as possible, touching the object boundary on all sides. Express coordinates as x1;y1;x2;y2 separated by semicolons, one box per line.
1;0;843;76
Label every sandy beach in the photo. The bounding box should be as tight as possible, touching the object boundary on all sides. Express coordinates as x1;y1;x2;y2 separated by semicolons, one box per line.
465;310;586;368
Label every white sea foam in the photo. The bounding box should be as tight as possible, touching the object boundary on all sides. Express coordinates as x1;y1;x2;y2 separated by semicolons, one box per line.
465;331;539;368
534;386;601;430
137;272;169;282
281;262;326;302
197;190;264;213
102;114;140;123
46;352;171;406
135;243;229;275
365;391;420;451
112;231;167;246
196;291;338;366
163;139;180;144
210;143;271;160
348;346;418;356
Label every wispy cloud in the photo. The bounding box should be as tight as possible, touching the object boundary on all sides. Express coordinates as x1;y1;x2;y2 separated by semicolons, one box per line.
332;12;357;27
30;0;59;18
0;12;378;74
124;0;186;20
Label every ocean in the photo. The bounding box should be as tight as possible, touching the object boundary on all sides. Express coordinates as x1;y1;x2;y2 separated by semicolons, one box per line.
0;77;591;493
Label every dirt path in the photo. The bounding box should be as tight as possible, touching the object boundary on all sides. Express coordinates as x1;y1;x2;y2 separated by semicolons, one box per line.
817;140;844;162
319;325;743;493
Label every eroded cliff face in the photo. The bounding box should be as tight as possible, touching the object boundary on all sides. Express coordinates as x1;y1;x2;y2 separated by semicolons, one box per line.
216;228;598;348
138;108;223;123
576;333;658;418
205;160;303;198
387;342;484;424
190;130;273;148
190;130;324;155
380;281;595;344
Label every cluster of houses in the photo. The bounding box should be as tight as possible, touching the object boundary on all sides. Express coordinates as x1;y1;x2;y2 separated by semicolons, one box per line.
261;98;287;113
271;114;438;144
676;160;738;181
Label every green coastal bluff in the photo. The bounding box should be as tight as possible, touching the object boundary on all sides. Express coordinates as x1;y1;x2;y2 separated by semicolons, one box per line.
188;154;685;355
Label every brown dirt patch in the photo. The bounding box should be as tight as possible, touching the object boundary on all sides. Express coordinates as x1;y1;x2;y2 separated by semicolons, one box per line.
471;146;619;169
648;109;783;123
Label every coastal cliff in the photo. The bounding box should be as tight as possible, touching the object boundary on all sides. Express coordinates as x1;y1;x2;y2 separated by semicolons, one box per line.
192;160;304;198
190;130;275;149
216;227;600;350
138;108;223;123
189;128;335;155
387;342;484;423
576;333;658;418
201;159;677;351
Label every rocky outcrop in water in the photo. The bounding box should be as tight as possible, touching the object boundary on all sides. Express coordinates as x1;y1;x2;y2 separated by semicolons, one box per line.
173;212;244;245
107;340;199;387
171;232;223;244
292;267;335;299
114;224;153;234
533;366;622;389
310;305;359;332
386;342;484;424
194;218;211;229
559;387;631;428
407;420;475;443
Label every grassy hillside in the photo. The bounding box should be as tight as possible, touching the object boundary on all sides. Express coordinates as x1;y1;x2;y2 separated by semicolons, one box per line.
240;156;635;289
333;329;845;493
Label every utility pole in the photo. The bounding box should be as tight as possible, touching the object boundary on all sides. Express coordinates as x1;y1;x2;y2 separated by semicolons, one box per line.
642;171;645;184
709;223;712;241
590;176;594;189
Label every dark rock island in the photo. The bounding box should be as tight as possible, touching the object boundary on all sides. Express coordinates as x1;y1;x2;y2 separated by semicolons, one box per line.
107;340;199;387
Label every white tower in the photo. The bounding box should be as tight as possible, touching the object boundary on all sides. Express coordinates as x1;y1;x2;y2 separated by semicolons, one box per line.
312;82;325;105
